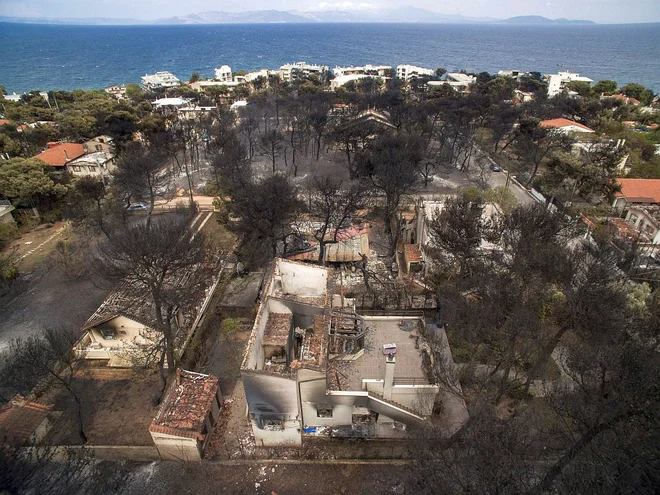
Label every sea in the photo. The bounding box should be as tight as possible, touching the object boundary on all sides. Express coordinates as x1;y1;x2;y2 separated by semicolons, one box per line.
0;22;659;94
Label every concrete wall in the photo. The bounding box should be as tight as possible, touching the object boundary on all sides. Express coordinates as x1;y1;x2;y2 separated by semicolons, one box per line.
243;371;301;446
281;299;325;329
391;385;440;416
298;369;353;428
277;260;327;296
251;418;302;446
150;431;202;461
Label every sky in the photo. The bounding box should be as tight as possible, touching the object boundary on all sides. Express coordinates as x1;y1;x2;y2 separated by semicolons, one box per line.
1;0;659;24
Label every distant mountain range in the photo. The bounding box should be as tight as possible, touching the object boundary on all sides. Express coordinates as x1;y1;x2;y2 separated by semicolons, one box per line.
0;10;597;26
498;15;595;25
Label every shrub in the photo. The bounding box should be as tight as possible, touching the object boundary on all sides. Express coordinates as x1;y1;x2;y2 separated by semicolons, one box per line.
203;181;221;197
0;222;18;249
452;344;473;363
221;317;242;337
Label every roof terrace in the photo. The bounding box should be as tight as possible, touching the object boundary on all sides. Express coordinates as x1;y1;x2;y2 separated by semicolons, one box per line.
330;317;430;391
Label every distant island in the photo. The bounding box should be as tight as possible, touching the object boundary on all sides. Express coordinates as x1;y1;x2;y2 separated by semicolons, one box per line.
0;9;597;26
498;15;596;25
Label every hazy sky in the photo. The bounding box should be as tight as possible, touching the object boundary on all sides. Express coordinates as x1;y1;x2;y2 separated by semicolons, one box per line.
1;0;659;24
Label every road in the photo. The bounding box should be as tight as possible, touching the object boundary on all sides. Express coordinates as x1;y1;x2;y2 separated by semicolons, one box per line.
472;146;535;206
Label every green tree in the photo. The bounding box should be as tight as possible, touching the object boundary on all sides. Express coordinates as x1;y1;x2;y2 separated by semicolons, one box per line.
620;83;655;105
593;79;618;95
564;80;594;98
124;83;144;102
189;71;200;83
0;158;67;206
483;186;518;213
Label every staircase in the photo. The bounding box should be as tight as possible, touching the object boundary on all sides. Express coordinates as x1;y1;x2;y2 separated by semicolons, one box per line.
367;391;425;421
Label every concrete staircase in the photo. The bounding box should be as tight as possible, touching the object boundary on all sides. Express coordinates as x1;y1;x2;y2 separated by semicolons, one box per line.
367;391;425;420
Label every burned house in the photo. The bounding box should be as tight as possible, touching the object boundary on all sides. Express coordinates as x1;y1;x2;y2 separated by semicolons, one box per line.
149;369;222;461
76;264;220;367
241;259;440;446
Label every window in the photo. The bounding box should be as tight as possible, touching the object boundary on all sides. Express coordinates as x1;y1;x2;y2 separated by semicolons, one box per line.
96;144;102;151
88;166;97;172
71;166;81;172
257;417;284;430
317;407;333;418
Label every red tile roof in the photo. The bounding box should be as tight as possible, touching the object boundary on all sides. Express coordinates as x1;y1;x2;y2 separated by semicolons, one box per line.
33;143;85;167
608;94;641;105
0;396;53;446
150;370;219;440
263;312;293;347
404;243;422;264
0;119;13;126
615;179;660;204
540;118;594;132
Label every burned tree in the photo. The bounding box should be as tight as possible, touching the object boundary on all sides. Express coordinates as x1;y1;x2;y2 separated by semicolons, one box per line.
310;176;370;264
232;174;301;268
356;132;423;254
259;129;285;174
112;141;172;227
93;213;212;403
0;327;88;443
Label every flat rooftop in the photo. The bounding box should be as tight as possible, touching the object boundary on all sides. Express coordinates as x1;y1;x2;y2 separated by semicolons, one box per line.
331;318;429;391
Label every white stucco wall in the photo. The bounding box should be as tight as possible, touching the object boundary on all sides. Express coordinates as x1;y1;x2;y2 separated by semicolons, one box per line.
277;260;327;296
391;385;440;416
150;431;201;461
88;316;151;348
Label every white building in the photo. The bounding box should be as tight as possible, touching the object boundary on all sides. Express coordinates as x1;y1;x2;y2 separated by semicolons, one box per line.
407;199;502;253
241;259;450;447
625;207;660;245
152;97;192;108
333;65;392;78
331;74;374;90
214;65;232;82
396;64;435;81
446;73;477;91
279;62;328;82
67;151;116;182
545;71;593;97
2;93;23;102
141;71;181;91
497;69;524;78
244;69;273;83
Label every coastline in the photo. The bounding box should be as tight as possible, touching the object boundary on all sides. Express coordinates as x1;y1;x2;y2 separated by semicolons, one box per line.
1;22;659;94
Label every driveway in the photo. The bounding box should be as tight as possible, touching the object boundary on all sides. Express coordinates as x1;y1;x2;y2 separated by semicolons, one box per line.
0;266;111;352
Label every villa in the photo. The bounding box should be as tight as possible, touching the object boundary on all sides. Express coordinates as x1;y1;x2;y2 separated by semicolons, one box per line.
280;62;328;82
240;259;446;447
332;65;392;78
141;71;181;91
540;118;595;134
396;64;435;81
33;142;85;171
214;65;232;82
545;71;593;97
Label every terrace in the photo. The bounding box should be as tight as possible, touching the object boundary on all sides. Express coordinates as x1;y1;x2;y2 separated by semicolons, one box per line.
330;317;430;392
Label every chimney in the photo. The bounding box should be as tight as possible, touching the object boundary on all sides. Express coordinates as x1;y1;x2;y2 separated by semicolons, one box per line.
47;142;58;149
384;353;396;400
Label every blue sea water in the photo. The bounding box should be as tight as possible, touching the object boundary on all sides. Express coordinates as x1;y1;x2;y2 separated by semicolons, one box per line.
0;22;659;94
